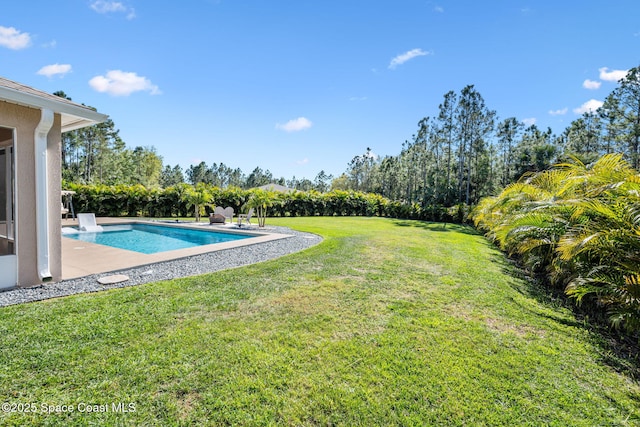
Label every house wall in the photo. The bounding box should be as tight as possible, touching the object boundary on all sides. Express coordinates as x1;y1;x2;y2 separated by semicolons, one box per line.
0;101;62;287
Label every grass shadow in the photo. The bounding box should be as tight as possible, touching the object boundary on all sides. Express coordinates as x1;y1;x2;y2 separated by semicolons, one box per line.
487;244;640;381
390;219;481;236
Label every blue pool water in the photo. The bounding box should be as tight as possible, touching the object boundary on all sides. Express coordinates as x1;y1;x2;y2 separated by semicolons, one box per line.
65;223;251;254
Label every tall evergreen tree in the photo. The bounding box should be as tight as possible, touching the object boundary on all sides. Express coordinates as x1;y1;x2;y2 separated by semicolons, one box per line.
160;164;185;188
435;91;457;204
497;117;523;185
454;85;496;204
187;161;213;185
610;66;640;168
245;167;273;188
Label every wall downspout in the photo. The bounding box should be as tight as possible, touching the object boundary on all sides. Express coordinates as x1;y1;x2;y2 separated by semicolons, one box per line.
34;108;53;281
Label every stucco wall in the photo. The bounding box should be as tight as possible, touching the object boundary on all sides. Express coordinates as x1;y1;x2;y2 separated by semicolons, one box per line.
0;101;62;287
47;114;62;281
48;114;62;282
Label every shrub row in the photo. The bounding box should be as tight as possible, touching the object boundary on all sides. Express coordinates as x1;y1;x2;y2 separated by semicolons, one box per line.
473;154;640;334
63;182;471;223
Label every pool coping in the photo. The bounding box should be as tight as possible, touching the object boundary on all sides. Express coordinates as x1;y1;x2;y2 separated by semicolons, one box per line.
61;218;290;280
0;224;322;307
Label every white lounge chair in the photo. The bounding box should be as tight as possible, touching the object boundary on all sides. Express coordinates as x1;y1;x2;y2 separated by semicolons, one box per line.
237;208;254;227
77;213;103;232
223;206;235;224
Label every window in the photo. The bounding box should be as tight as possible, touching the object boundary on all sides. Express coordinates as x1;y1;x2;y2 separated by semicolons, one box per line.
0;126;15;256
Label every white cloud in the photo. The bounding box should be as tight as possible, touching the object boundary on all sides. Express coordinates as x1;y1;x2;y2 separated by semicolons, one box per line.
0;26;31;50
573;99;603;114
275;117;313;132
90;1;136;19
434;6;444;13
91;0;125;12
37;63;72;78
599;67;628;82
582;79;601;90
89;70;161;96
296;158;309;165
522;118;537;126
389;48;430;69
549;108;568;116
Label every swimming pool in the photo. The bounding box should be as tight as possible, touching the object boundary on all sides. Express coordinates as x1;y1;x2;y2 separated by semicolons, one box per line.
64;223;252;254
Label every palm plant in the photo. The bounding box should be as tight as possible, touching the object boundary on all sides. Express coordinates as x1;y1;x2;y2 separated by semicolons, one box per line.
473;153;640;332
182;183;214;222
558;156;640;330
246;189;275;227
474;168;572;278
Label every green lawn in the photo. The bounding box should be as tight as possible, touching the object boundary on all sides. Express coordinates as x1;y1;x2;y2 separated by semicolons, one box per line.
0;217;638;426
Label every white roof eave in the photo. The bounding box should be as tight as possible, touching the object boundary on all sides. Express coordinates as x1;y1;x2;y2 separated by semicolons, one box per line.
0;86;108;132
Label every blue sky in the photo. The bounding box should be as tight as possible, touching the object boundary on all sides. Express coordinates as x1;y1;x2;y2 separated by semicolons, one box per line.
1;1;638;180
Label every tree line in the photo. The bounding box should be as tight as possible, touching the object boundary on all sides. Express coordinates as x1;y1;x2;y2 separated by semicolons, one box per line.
59;64;640;208
57;91;164;187
57;90;334;192
175;162;334;193
336;65;640;208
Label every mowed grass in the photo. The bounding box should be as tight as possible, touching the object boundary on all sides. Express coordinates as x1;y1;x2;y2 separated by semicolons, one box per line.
0;217;639;426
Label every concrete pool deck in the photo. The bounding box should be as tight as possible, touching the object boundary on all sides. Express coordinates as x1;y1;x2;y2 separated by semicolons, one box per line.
61;217;289;279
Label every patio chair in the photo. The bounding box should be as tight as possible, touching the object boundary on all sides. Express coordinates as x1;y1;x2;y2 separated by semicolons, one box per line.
237;208;254;227
77;213;103;232
213;206;225;216
223;206;234;224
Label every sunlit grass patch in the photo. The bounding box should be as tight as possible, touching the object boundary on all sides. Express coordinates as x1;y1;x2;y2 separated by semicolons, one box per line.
0;217;638;426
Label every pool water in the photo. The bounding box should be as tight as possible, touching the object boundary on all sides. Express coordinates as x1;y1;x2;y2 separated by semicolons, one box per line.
65;223;251;254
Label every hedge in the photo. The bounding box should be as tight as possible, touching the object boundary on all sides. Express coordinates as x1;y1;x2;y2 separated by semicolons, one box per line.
63;182;469;223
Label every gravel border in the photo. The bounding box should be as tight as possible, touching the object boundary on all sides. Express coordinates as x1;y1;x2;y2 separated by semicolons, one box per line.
0;226;322;307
